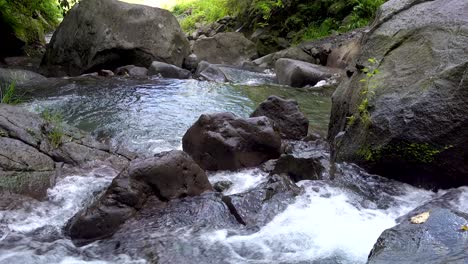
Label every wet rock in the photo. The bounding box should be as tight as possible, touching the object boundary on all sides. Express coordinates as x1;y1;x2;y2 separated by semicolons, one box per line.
253;46;315;69
251;96;309;140
328;0;468;188
228;174;302;226
98;69;114;77
213;180;233;192
183;54;200;72
148;61;191;79
0;68;46;86
368;208;468;264
90;193;242;262
89;175;302;263
115;65;148;76
195;62;274;84
130;150;213;200
195;61;228;82
271;140;329;182
192;32;257;66
272;154;324;182
66;150;212;245
182;112;282;171
275;58;342;88
253;30;362;70
0;104;129;199
41;0;189;76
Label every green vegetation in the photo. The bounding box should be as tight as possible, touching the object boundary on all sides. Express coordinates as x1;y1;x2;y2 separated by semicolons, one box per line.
347;57;380;128
172;0;386;41
0;0;63;50
172;0;229;32
41;108;64;148
359;143;454;164
0;82;23;104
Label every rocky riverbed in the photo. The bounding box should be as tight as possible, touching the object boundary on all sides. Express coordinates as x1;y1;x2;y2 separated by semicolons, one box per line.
0;0;467;263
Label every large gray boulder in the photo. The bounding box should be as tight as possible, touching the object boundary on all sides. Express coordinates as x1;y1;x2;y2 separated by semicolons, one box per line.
148;61;191;79
0;104;129;199
328;0;468;188
192;32;257;66
65;150;212;245
253;47;316;69
275;58;342;88
182;112;282;171
251;96;309;140
40;0;190;76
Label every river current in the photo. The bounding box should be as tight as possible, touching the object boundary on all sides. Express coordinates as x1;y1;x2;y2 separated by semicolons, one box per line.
0;76;454;263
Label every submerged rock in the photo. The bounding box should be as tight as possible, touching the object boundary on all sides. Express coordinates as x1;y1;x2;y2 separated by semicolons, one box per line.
148;61;191;79
182;112;282;171
275;58;342;88
251;95;309;140
0;104;128;199
192;32;257;66
65;150;212;245
213;180;233;192
41;0;189;76
328;0;468;188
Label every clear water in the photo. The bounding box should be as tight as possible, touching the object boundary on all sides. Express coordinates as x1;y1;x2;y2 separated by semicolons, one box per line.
22;77;332;155
0;76;456;264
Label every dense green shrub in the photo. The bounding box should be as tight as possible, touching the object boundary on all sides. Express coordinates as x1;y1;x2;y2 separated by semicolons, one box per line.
173;0;386;41
0;0;62;48
172;0;229;32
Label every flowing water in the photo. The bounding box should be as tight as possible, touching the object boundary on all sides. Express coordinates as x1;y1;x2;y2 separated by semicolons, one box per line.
0;76;452;263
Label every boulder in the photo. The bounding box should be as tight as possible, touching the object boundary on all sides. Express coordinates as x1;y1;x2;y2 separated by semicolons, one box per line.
182;112;282;171
328;0;468;188
195;61;228;82
192;32;257;66
148;61;191;79
195;62;275;84
40;0;189;76
251;96;309;140
253;30;363;70
0;68;46;86
65;150;212;245
183;54;199;72
0;104;129;199
275;58;342;88
227;174;302;226
88;175;301;263
115;65;148;76
270;140;329;182
369;202;468;264
253;46;315;69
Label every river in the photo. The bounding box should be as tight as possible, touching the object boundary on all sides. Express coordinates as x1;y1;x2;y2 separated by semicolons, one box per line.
0;76;449;263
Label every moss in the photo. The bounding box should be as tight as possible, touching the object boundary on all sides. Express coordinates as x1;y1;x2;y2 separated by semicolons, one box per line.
358;143;453;164
0;0;61;47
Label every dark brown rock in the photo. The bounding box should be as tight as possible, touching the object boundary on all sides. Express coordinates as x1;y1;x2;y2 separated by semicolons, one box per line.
182;112;282;171
251;96;309;140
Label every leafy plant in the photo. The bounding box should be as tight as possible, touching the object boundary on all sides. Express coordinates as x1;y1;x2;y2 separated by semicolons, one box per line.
41;108;64;148
0;82;23;104
355;57;380;127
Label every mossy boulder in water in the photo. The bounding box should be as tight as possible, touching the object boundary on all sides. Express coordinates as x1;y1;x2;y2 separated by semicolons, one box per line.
328;0;468;188
40;0;190;76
